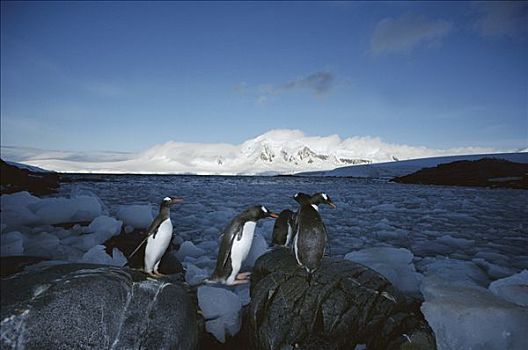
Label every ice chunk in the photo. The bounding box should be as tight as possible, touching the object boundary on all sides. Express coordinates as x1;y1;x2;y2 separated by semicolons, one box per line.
81;245;127;266
420;257;489;287
1;198;40;227
0;191;40;208
473;258;515;280
115;204;153;229
436;234;474;249
29;195;103;225
421;276;528;350
196;240;217;252
244;233;268;268
197;285;242;343
176;241;205;260
87;215;122;236
184;262;209;286
23;232;60;258
0;231;24;256
489;270;528;307
344;247;423;295
234;285;251;306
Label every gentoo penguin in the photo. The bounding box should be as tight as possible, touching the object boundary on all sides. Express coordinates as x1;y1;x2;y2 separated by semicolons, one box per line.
271;209;295;247
289;192;313;243
293;192;336;274
144;196;183;278
208;205;278;285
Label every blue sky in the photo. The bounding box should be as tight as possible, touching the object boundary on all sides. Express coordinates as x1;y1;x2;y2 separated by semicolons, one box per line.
1;1;527;152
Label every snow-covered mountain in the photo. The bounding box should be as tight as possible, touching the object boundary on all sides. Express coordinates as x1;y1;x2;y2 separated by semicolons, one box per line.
1;129;503;175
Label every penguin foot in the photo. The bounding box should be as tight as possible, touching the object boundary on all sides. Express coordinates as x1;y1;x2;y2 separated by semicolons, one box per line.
154;271;166;277
236;272;252;280
229;279;250;286
146;271;160;279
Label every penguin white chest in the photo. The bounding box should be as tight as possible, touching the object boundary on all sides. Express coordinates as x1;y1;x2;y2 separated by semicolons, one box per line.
144;218;173;273
230;221;256;265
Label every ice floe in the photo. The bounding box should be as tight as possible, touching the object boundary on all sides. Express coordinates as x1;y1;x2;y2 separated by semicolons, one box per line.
197;285;242;343
421;276;528;350
344;247;423;295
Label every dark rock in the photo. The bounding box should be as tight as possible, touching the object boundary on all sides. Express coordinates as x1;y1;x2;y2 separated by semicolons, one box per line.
0;159;60;196
104;228;184;275
0;256;48;277
391;158;528;189
1;264;200;350
248;248;436;350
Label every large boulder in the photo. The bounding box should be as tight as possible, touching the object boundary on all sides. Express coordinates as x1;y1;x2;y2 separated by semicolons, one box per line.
1;264;200;350
248;248;435;350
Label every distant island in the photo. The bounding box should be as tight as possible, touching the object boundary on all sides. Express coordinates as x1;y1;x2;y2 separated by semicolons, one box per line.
391;158;528;189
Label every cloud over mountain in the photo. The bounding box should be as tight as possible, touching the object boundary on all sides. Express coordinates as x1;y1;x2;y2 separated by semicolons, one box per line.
2;129;498;175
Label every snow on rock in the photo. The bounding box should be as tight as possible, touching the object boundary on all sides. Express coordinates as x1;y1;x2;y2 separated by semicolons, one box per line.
0;231;24;256
81;245;127;266
244;233;269;268
421;276;528;350
176;241;205;260
489;270;528;307
115;204;153;229
197;285;242;343
419;257;490;287
344;247;423;295
183;262;209;286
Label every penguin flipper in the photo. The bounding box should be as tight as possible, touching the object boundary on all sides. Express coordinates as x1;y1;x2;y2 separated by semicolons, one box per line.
145;215;164;238
218;222;243;271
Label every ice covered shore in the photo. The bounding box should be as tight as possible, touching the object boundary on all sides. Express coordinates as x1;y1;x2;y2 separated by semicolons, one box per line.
1;185;527;348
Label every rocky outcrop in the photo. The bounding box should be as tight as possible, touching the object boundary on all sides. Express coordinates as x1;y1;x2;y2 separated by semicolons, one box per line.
248;248;435;350
391;158;528;189
1;264;200;350
0;159;60;196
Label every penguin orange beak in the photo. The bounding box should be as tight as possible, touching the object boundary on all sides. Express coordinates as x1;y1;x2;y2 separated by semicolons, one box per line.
269;213;279;219
328;201;337;209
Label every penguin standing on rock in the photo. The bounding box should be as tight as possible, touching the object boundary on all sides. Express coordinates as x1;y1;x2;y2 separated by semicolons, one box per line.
293;192;336;274
144;196;183;278
271;209;295;247
208;205;278;285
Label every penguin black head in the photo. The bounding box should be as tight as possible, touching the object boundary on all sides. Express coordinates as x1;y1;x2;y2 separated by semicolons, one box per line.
160;196;184;208
311;192;336;208
243;205;279;221
293;192;312;205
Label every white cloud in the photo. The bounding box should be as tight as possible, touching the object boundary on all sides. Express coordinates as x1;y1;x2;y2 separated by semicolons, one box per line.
2;129;499;175
371;13;453;55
